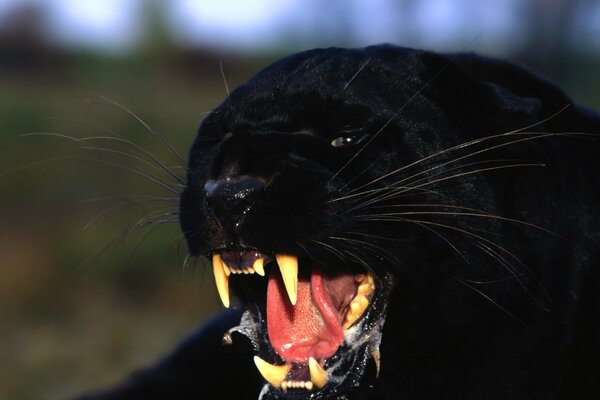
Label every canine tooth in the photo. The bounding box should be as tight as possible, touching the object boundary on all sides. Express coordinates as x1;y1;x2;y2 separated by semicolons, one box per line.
253;356;291;388
308;357;328;389
253;258;265;276
371;349;381;378
275;254;298;305
212;254;230;308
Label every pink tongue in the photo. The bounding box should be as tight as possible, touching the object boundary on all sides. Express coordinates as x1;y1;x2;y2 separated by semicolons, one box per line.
267;271;344;362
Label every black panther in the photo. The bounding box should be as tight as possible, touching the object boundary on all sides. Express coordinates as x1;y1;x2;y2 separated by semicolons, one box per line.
78;45;600;399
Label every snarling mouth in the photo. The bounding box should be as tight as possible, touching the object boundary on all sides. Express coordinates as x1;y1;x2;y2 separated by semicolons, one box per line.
212;249;384;395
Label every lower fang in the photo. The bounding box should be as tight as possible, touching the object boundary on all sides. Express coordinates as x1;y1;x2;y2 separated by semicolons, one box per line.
308;357;328;389
253;356;291;388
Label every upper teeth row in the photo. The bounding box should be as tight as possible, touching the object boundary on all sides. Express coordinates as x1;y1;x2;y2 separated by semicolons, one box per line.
212;253;298;308
213;253;375;330
223;258;265;276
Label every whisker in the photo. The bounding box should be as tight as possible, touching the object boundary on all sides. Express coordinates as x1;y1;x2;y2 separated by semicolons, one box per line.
394;158;531;191
340;58;371;92
343;250;372;272
80;145;184;186
82;198;177;232
70;211;178;278
87;158;183;195
453;277;527;326
296;241;321;264
462;276;517;284
330;110;399;184
403;162;545;193
357;162;544;210
471;239;551;310
331;34;486;184
87;93;186;166
336;154;384;192
63;116;186;179
348;106;571;194
16;131;185;185
82;136;185;184
329;236;399;265
219;60;231;96
351;161;535;209
329;185;442;204
410;221;471;265
128;222;166;260
311;239;346;261
356;210;559;238
78;194;178;203
182;254;191;272
1;156;80;178
358;216;545;297
342;231;399;242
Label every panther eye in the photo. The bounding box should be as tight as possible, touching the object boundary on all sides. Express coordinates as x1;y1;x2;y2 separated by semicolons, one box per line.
330;135;366;148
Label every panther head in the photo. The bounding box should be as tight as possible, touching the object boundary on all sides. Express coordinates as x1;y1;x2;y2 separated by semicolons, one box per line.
178;45;595;399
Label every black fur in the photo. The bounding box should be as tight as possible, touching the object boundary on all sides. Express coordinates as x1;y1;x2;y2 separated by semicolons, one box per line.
78;45;600;400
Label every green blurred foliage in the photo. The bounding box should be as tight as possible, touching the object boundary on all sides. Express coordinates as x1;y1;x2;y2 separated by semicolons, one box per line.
0;50;278;400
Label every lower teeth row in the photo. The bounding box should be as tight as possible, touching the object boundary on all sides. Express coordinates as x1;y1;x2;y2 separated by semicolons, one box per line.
254;356;327;391
281;380;313;391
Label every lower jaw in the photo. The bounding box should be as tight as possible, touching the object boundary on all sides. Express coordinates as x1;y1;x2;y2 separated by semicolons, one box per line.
256;277;378;392
229;303;387;397
212;251;382;394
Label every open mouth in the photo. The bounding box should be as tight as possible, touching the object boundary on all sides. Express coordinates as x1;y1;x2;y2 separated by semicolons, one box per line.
211;249;381;394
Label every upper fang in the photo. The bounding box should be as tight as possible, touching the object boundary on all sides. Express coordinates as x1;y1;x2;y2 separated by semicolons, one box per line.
212;254;230;308
275;254;298;305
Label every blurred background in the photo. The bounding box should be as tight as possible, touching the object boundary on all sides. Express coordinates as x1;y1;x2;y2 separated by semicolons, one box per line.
0;1;599;399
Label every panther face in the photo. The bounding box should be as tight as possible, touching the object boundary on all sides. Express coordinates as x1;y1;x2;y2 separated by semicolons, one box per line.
179;49;407;398
179;46;599;399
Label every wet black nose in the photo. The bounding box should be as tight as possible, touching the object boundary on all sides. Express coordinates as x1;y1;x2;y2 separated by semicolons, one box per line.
204;177;266;231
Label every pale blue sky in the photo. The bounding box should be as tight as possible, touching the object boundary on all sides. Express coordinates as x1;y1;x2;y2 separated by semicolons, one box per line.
0;0;598;53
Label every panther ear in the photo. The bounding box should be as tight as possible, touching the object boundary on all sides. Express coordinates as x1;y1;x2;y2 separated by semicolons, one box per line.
483;82;543;119
451;53;586;132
